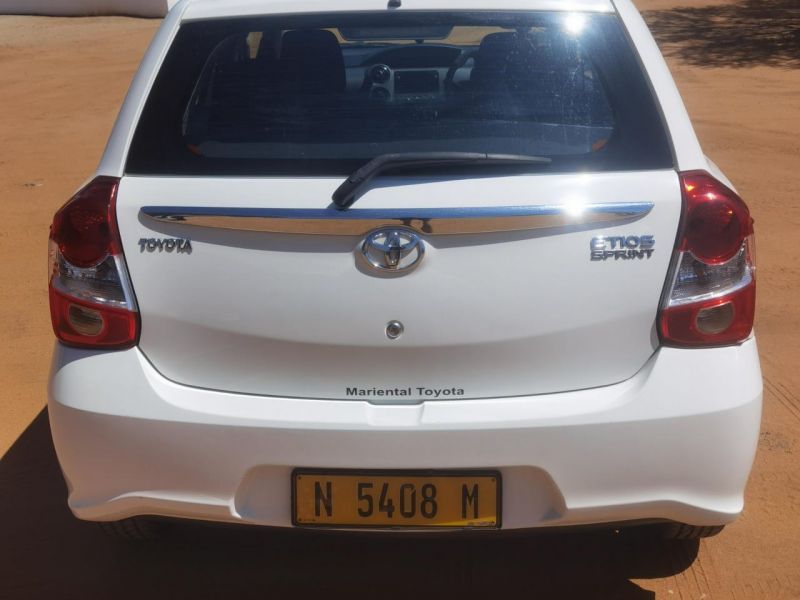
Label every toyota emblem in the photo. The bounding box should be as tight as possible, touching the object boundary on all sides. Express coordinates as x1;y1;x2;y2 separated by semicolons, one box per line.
359;228;425;274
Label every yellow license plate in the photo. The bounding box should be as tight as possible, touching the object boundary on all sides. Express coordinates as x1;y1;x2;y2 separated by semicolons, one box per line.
293;470;500;528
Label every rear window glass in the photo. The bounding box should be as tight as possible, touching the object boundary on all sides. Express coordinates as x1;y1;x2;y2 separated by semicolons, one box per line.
127;12;673;176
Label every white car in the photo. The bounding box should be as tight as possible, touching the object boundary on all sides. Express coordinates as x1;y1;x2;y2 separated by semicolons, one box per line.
47;0;761;540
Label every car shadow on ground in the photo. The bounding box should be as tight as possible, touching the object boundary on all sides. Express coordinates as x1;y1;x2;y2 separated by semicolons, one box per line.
643;0;800;68
1;410;701;599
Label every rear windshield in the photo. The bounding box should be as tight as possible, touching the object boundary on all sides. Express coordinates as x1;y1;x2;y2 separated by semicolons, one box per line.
127;12;673;176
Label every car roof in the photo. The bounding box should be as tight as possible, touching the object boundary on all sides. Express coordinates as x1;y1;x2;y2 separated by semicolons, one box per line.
181;0;615;21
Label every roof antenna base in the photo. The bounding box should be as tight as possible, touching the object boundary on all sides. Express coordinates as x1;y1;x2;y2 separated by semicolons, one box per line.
388;0;401;8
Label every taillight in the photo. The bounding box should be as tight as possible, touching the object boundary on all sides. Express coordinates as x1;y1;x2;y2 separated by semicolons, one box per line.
48;177;139;348
659;171;755;347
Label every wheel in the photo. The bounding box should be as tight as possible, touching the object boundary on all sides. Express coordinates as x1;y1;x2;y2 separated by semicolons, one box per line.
97;517;166;541
662;523;725;540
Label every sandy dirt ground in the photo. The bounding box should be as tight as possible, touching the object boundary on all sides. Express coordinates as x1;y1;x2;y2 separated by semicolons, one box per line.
1;1;798;598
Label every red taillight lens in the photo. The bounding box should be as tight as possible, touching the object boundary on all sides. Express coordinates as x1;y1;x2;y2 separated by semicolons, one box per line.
659;172;755;347
48;177;139;349
49;287;139;348
659;281;756;347
51;177;121;268
680;172;753;264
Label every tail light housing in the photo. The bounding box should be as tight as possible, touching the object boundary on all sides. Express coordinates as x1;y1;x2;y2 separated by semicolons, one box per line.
659;171;755;347
48;177;139;348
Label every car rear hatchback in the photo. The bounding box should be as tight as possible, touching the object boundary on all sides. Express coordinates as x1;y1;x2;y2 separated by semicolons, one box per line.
48;0;761;538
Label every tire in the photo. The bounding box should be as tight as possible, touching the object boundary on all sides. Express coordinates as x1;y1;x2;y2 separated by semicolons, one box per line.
97;517;166;541
662;523;725;540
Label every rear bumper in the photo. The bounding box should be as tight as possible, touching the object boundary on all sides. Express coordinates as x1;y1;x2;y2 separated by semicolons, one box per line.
48;339;762;530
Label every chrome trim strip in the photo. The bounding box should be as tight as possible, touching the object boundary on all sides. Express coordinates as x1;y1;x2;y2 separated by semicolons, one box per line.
140;203;654;236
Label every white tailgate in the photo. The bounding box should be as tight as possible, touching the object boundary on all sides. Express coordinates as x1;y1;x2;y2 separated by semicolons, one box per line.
117;170;680;402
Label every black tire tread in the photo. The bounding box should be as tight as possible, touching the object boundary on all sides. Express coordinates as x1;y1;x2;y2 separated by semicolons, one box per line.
663;523;725;540
97;517;162;541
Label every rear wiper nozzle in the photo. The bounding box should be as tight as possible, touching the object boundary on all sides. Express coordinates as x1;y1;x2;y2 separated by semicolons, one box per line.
332;152;552;210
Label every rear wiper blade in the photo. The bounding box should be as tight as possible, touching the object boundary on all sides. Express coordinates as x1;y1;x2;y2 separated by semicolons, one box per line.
332;152;552;209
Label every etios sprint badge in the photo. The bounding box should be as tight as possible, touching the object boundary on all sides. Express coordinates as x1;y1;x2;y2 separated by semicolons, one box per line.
591;235;655;261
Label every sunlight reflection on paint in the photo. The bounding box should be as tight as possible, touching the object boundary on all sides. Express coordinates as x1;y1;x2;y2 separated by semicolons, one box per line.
563;196;588;218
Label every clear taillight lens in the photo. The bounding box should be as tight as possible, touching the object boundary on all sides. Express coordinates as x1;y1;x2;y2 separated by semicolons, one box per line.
659;172;756;347
48;177;139;348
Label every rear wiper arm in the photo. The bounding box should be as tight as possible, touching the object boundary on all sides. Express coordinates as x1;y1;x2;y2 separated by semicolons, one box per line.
332;152;552;210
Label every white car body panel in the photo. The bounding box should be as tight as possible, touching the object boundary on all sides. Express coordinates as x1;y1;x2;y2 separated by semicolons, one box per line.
119;171;679;400
182;0;614;21
49;0;763;531
50;339;761;528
